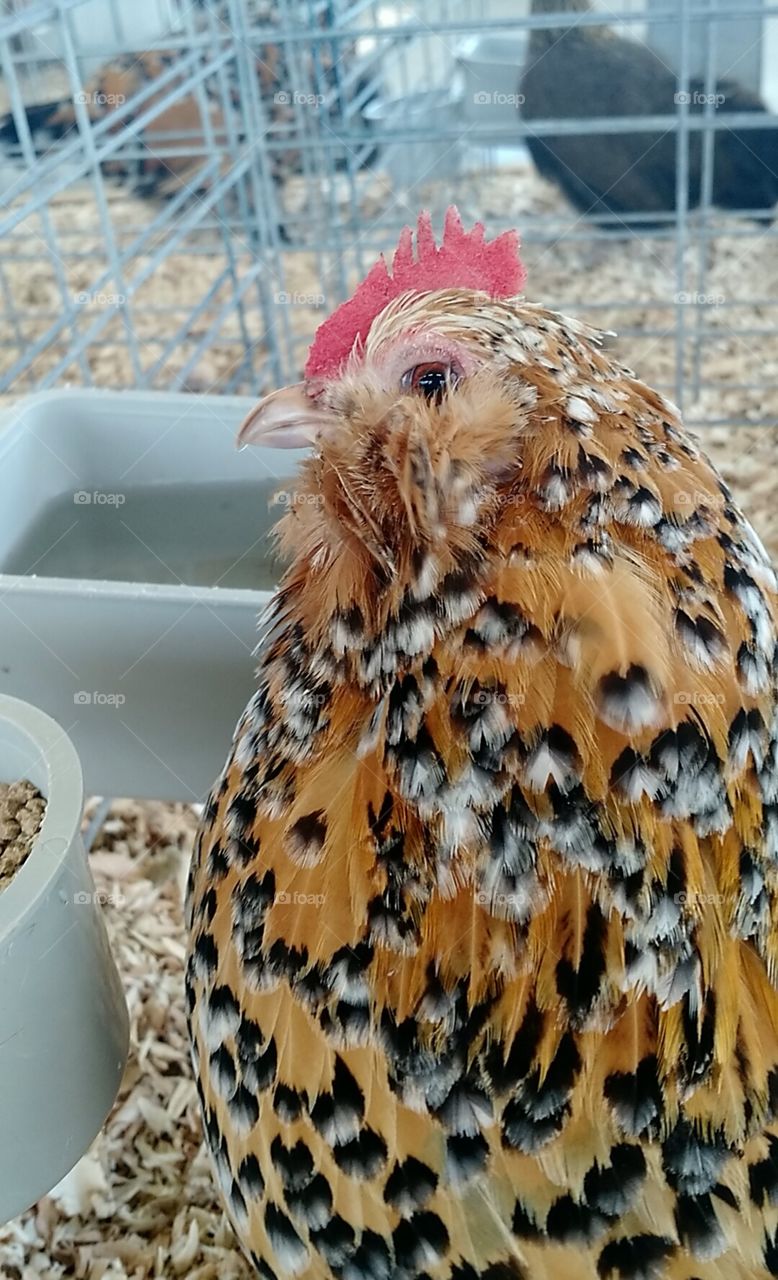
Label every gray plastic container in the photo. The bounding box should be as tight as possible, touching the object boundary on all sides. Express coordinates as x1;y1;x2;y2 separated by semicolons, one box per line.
0;390;300;801
0;694;129;1224
364;90;462;187
456;33;529;130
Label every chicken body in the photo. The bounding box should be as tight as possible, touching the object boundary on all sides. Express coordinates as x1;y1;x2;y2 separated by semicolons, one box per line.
187;284;778;1279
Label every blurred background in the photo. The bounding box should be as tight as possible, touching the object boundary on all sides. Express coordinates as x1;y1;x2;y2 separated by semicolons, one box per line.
1;0;778;526
0;6;776;380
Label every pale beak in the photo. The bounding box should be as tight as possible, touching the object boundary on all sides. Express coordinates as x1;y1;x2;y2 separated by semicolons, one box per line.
237;383;333;450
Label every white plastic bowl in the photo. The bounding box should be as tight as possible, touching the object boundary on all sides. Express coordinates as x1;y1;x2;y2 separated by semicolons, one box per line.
0;694;129;1225
0;389;302;801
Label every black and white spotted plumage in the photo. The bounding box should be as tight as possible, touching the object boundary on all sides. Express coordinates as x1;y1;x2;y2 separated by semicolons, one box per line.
187;287;778;1280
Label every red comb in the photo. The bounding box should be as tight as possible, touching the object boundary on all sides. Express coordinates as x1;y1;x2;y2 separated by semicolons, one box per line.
304;206;526;381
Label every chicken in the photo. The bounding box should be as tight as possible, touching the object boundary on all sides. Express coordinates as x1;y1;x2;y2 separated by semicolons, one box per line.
520;0;778;224
0;5;377;202
185;207;778;1280
0;48;234;197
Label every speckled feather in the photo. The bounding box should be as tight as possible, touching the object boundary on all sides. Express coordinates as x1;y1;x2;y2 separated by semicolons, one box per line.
186;277;778;1280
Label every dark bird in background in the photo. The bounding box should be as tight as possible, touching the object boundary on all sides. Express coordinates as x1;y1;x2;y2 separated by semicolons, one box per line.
520;0;778;224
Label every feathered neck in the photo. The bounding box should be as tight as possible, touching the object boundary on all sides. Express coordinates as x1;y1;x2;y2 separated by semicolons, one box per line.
271;372;533;656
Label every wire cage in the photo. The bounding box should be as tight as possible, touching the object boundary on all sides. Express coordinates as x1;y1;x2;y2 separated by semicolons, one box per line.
1;0;778;430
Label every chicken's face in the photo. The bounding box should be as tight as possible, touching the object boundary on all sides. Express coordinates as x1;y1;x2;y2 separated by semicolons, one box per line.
238;288;520;452
238;210;537;604
239;207;527;458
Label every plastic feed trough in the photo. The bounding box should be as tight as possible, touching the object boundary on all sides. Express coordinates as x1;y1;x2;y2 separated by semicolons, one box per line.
0;390;301;801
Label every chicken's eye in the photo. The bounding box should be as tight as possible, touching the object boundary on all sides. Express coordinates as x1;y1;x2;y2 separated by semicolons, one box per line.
401;362;459;403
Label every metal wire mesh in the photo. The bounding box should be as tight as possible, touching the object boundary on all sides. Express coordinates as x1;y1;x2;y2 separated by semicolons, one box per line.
1;0;777;427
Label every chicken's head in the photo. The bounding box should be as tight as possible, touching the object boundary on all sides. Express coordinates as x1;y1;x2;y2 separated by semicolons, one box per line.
239;207;528;448
238;209;539;573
